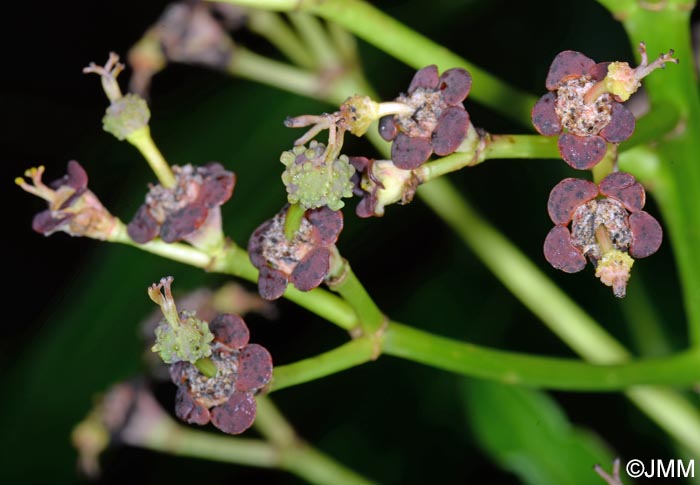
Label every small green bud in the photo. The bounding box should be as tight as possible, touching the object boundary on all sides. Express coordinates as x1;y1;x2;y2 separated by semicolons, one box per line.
148;277;214;364
280;141;355;210
102;94;151;141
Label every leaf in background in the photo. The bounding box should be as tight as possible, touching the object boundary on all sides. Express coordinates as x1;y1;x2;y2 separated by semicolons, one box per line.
463;379;614;485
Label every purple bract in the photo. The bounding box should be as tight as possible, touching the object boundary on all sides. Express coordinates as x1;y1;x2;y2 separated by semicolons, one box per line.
248;205;343;300
532;51;636;170
127;163;235;245
379;65;472;170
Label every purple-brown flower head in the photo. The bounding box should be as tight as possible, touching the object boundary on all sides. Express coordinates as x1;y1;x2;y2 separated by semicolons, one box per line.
16;161;118;240
127;162;235;250
350;156;418;218
169;313;273;435
544;172;662;297
379;65;472;170
128;2;240;96
248;205;343;300
533;45;677;170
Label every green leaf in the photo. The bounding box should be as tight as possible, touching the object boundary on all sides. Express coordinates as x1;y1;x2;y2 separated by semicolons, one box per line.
463;380;614;485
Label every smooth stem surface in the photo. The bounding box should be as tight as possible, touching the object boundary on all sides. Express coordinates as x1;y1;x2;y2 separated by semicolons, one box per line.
280;445;376;485
418;178;700;454
253;396;298;447
228;47;320;98
109;223;358;330
416;134;560;181
271;323;700;391
143;419;277;467
111;223;700;391
383;322;700;390
612;2;700;347
247;10;316;69
329;264;385;334
418;179;629;363
143;410;377;484
287;12;340;68
126;127;176;188
213;0;538;125
271;338;377;391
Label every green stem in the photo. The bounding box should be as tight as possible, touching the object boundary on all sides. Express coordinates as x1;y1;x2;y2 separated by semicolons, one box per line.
253;396;298;447
254;396;376;485
287;12;341;68
126;127;176;188
270;338;377;392
143;418;278;467
280;444;376;485
604;1;700;347
142;402;376;484
228;47;321;98
418;179;629;363
415;134;560;182
247;10;316;69
108;222;358;331
328;262;385;334
382;322;700;391
417;177;700;455
213;0;538;125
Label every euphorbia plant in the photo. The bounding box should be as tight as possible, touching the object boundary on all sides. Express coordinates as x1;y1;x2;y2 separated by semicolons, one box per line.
9;0;700;483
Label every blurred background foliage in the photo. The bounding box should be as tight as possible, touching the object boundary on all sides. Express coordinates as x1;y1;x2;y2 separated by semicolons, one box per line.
2;0;698;483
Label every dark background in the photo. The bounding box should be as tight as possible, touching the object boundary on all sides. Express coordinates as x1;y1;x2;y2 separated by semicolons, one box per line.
2;1;696;483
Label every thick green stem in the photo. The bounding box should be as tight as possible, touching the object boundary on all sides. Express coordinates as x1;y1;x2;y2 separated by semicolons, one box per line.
328;262;385;334
213;0;538;125
270;338;377;391
416;134;560;182
126;127;176;188
280;444;376;485
108;222;358;330
271;324;700;392
602;1;700;348
253;396;376;485
287;12;340;69
382;322;700;391
247;10;316;69
228;47;321;98
141;401;376;484
142;418;278;467
253;396;298;447
417;177;700;454
418;179;629;363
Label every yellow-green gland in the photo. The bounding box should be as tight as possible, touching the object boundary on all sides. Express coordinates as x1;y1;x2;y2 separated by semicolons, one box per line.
280;142;355;211
595;249;634;298
102;93;151;140
341;95;380;136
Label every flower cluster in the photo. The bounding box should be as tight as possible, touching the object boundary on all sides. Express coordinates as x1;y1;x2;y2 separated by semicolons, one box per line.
280;141;355;211
532;45;677;170
16;161;118;240
169;313;273;435
379;65;472;169
248;205;343;300
543;172;662;297
148;277;272;434
128;163;235;249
